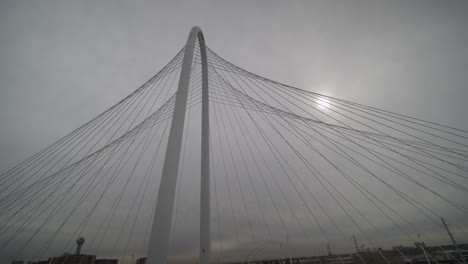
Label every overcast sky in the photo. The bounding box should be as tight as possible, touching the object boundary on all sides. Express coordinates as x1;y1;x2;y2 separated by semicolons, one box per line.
1;1;467;263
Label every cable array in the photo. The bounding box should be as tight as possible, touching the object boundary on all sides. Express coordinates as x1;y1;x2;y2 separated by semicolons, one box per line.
1;41;467;264
203;47;468;262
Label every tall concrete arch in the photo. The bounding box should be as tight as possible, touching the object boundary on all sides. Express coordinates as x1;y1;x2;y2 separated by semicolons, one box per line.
147;26;210;264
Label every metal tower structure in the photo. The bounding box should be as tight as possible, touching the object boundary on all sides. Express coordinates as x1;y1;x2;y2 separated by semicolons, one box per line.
75;237;85;255
146;26;210;264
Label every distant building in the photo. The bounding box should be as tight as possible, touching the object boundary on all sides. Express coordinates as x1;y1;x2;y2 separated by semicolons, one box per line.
95;259;118;264
48;254;96;264
403;250;468;264
136;257;146;264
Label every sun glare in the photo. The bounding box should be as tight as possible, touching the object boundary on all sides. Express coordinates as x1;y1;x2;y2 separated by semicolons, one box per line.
316;97;330;109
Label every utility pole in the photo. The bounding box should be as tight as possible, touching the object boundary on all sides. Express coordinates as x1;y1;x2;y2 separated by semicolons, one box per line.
442;217;467;264
327;243;332;256
353;235;360;253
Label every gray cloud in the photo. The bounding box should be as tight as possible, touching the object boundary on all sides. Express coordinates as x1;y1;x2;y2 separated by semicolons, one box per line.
1;1;467;263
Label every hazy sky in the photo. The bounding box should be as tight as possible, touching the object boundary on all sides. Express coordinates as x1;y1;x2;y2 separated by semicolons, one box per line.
1;1;467;263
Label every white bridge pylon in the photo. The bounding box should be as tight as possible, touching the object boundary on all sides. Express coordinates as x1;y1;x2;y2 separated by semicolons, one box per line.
147;26;210;264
